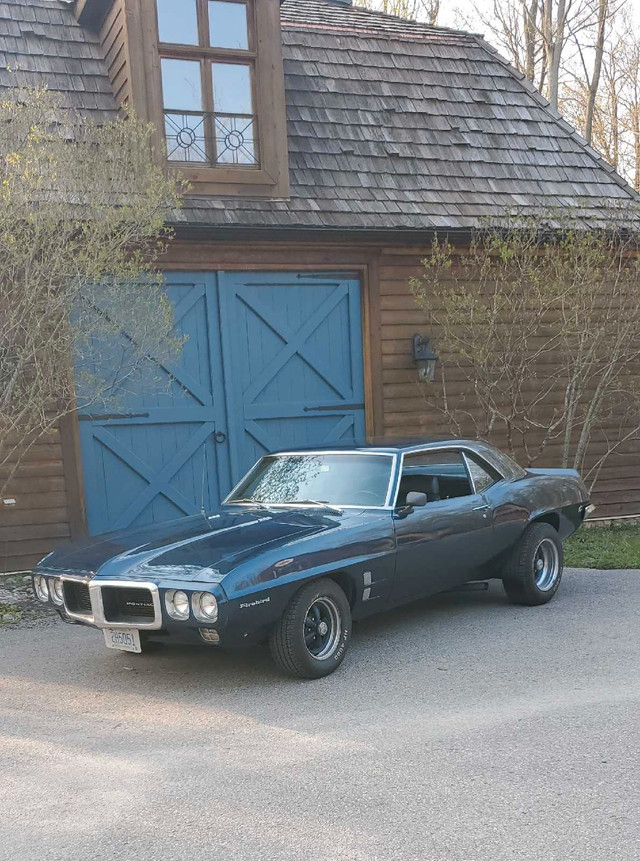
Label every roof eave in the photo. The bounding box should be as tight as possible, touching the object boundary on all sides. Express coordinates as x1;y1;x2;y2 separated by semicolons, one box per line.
169;223;476;245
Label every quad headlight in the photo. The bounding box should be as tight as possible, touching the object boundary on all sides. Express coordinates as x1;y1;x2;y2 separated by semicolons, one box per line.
50;577;64;606
165;589;190;620
33;574;49;603
192;592;218;623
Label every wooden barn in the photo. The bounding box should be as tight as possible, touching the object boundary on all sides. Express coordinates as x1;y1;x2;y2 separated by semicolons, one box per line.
1;0;639;572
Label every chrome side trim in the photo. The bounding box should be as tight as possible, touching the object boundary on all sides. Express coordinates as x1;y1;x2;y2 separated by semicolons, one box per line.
265;450;395;458
461;452;479;495
90;580;162;630
225;502;391;511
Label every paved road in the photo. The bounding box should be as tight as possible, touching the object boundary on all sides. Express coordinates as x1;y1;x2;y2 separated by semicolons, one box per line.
1;569;639;861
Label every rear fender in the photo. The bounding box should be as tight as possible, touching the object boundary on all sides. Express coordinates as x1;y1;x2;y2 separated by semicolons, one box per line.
519;469;590;541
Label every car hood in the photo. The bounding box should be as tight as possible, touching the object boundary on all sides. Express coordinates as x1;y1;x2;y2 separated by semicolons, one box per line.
36;507;349;582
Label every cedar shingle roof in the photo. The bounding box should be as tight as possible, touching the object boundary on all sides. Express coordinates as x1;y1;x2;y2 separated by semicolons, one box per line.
1;0;637;232
0;0;117;121
181;0;638;230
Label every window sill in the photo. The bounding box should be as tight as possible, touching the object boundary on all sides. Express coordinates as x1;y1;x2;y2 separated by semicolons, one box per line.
168;163;288;197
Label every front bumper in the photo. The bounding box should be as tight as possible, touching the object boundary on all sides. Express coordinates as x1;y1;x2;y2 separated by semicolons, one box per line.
34;571;279;649
35;573;230;644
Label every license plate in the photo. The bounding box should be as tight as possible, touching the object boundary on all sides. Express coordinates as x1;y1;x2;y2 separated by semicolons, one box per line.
103;627;141;653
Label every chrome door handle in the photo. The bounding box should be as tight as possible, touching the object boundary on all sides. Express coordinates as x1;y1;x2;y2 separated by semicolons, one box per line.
472;505;490;511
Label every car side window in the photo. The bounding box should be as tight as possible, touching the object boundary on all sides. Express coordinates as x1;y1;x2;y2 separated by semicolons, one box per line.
397;450;474;503
464;453;502;492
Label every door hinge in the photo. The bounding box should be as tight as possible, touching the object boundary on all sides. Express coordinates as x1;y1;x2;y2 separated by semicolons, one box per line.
78;413;150;421
304;404;364;412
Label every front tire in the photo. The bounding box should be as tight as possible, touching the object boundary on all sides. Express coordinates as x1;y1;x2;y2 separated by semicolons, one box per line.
269;579;352;679
502;522;563;606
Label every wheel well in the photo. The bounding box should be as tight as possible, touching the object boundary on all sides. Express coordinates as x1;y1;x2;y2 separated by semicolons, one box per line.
532;512;560;532
325;571;357;608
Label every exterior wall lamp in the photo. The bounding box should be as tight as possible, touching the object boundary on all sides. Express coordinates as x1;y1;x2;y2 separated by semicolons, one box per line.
412;334;439;382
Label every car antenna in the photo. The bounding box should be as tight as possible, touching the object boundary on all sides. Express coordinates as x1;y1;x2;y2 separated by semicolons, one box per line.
200;442;208;516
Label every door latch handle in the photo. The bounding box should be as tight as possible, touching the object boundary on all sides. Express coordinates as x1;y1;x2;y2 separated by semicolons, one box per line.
214;432;227;444
472;505;490;511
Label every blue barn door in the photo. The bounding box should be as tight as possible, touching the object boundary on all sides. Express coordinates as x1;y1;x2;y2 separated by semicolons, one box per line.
78;272;365;535
78;274;229;535
218;272;366;484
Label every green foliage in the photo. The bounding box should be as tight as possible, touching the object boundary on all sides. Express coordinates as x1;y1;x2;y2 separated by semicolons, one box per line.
565;525;640;569
0;87;186;493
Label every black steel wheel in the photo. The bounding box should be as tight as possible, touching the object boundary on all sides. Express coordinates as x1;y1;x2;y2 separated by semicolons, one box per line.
269;578;352;679
502;522;563;606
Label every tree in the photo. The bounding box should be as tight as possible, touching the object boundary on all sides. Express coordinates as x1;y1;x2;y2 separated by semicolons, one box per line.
618;25;640;190
0;87;185;496
466;1;544;88
410;209;640;490
455;2;640;186
562;11;640;188
466;0;614;112
582;0;608;143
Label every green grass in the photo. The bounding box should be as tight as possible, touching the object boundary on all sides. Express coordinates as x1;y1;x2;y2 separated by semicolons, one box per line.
565;525;640;569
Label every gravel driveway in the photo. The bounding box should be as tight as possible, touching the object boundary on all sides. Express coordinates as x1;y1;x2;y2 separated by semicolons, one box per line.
1;568;639;861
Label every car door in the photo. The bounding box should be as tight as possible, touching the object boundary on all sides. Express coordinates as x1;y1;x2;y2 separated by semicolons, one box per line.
392;449;495;601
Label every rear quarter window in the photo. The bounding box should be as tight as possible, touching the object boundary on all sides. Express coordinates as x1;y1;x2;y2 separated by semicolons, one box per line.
464;453;502;492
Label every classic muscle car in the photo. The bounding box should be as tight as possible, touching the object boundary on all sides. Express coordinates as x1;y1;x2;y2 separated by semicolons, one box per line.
32;439;591;678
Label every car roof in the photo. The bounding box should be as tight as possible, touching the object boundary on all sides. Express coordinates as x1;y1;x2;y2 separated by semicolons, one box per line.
265;437;526;481
269;436;483;455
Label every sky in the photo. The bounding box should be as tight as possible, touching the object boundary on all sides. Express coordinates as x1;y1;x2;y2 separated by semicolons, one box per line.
438;1;489;32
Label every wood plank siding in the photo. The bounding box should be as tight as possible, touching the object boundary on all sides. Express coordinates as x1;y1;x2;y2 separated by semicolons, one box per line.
375;248;640;520
99;0;131;107
159;239;640;520
0;417;85;573
1;238;638;572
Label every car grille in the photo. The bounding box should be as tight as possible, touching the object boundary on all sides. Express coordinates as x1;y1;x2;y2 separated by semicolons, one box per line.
101;586;156;623
63;581;92;616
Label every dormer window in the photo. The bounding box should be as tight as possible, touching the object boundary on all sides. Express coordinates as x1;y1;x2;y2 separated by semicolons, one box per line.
115;0;288;196
157;0;259;166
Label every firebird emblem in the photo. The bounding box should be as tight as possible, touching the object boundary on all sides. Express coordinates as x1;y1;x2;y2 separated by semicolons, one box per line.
239;597;271;609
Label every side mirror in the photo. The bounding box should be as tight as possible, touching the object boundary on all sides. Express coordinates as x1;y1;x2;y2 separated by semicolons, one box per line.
405;491;427;507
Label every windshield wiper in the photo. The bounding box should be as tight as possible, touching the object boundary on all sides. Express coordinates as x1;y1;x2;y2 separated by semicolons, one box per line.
295;499;343;515
228;498;268;508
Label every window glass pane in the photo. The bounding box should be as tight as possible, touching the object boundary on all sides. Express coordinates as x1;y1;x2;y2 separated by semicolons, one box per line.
214;115;257;164
157;0;198;45
227;454;394;508
212;63;252;114
209;1;249;49
161;58;203;111
399;451;473;502
165;113;207;162
465;454;500;492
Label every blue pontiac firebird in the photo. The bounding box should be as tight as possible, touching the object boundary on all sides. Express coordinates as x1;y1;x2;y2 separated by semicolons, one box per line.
32;438;591;678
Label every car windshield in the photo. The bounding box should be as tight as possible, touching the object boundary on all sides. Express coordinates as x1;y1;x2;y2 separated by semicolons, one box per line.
226;453;394;508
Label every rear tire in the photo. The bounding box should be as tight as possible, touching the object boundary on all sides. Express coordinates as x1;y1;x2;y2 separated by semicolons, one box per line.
502;522;563;606
269;579;352;679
